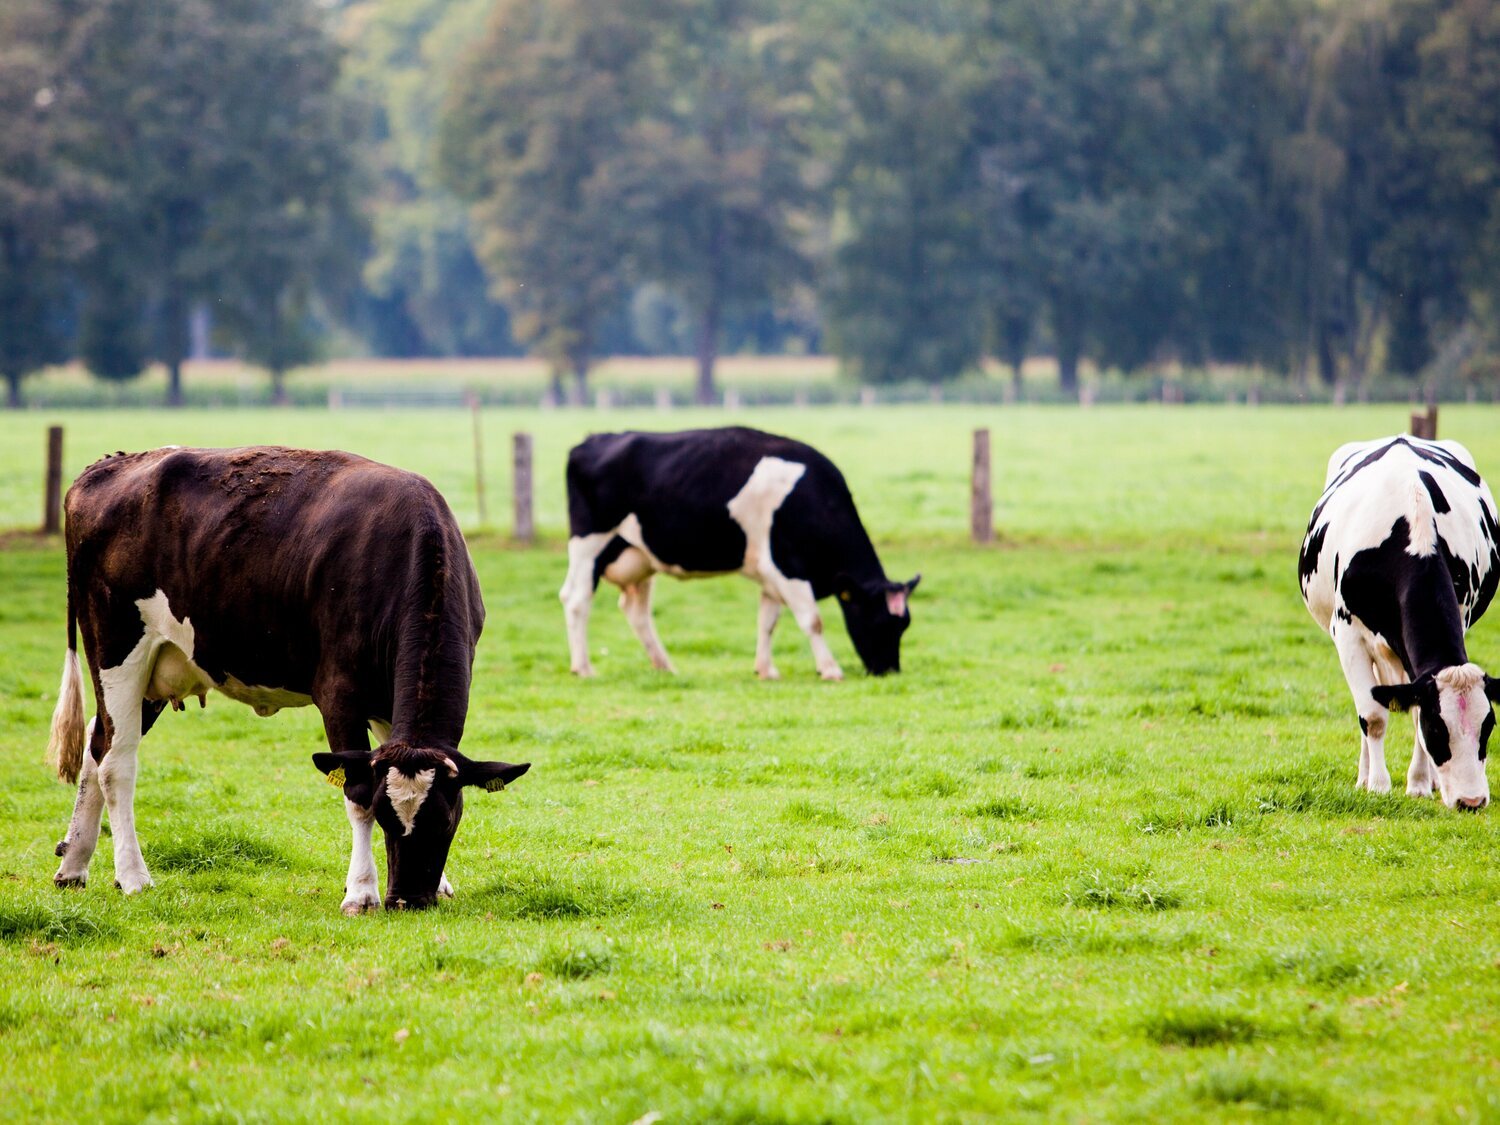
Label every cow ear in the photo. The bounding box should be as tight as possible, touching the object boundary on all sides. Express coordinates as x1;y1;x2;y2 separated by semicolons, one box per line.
459;759;531;793
905;573;921;594
313;750;375;806
1371;682;1424;712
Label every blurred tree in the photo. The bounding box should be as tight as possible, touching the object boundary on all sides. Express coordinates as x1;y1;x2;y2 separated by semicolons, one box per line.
821;7;989;385
0;0;86;408
67;0;362;405
343;0;520;357
440;0;659;402
613;0;816;403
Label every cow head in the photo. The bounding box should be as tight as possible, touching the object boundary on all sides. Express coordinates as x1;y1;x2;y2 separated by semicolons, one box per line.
1372;664;1497;810
836;573;920;675
314;743;530;908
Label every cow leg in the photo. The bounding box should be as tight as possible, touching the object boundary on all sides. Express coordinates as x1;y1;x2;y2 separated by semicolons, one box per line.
54;718;104;886
618;579;674;672
778;577;843;681
755;592;782;680
341;798;381;915
560;532;615;676
1406;709;1438;797
1335;629;1390;793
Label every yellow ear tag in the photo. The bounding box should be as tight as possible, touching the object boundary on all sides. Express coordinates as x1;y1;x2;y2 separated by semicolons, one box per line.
481;777;507;793
326;767;346;788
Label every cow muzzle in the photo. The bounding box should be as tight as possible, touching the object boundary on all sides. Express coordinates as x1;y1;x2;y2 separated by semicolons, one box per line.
1456;794;1489;811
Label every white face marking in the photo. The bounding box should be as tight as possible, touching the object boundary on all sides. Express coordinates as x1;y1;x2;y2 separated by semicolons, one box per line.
385;767;436;836
1434;665;1491;808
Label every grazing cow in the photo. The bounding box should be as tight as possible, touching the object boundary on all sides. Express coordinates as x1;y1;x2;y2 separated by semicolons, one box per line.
561;426;920;680
1299;435;1500;808
44;446;529;912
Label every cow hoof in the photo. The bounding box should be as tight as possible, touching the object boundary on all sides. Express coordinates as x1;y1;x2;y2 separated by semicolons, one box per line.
1406;783;1434;798
54;871;87;889
820;669;844;682
571;664;596;678
757;666;781;681
114;873;154;894
438;875;455;899
1364;773;1392;795
55;838;69;858
342;885;382;915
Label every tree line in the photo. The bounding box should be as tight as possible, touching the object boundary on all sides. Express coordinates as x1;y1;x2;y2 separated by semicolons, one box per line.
3;0;1499;407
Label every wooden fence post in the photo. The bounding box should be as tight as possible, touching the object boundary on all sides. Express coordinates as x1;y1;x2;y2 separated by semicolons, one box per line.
43;425;63;535
513;432;534;544
971;428;993;544
1410;405;1438;440
468;394;487;526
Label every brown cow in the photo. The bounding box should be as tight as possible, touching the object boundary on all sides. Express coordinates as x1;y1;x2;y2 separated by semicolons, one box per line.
45;446;528;912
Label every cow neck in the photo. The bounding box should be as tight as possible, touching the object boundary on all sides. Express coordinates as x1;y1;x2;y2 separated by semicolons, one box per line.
386;527;475;753
1398;551;1469;679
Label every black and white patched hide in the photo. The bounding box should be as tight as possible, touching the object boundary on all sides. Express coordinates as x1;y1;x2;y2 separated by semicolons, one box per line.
560;427;920;680
1299;436;1500;809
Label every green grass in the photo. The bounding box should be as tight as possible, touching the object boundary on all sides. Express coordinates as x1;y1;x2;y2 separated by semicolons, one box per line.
1;404;1499;1120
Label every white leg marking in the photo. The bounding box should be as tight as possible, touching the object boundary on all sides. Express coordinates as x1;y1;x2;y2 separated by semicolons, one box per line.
1334;629;1389;793
560;532;615;676
755;592;782;680
98;630;159;894
438;872;455;899
779;577;842;681
342;798;381;916
1407;721;1437;798
619;577;675;672
54;719;103;886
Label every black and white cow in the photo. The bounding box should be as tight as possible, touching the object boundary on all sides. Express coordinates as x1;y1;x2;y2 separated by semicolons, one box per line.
44;446;529;912
561;426;920;680
1299;435;1500;808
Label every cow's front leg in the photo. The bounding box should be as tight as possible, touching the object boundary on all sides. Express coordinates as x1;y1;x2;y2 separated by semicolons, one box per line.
1335;628;1390;792
342;797;381;915
755;591;782;680
779;578;843;681
54;718;104;887
561;532;614;676
1407;711;1438;797
438;872;455;899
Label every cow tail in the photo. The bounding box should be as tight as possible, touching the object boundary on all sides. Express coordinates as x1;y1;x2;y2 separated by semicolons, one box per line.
46;585;85;784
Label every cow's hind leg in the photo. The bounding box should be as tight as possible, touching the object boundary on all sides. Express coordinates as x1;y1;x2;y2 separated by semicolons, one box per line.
54;718;104;886
755;592;782;680
560;532;615;676
1406;711;1438;797
1335;628;1390;793
606;546;673;672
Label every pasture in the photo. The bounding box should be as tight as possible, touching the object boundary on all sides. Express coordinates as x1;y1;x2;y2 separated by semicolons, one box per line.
1;405;1499;1122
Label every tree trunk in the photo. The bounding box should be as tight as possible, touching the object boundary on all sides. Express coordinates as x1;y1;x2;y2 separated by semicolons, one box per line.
162;286;188;408
5;371;20;410
570;363;588;407
271;367;288;406
1054;302;1082;395
548;370;564;406
694;295;721;406
1002;313;1028;399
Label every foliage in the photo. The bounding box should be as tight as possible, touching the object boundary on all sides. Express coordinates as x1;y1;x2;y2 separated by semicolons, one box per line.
62;0;363;404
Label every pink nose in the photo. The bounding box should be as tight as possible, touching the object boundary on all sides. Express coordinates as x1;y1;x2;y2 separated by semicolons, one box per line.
1458;795;1489;810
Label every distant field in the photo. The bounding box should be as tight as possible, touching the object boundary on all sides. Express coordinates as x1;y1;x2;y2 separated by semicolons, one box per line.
3;405;1500;1120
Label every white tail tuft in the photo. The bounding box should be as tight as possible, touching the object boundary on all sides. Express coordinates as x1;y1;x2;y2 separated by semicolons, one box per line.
46;650;86;784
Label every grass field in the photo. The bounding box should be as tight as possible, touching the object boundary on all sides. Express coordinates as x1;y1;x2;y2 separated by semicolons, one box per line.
2;405;1500;1122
